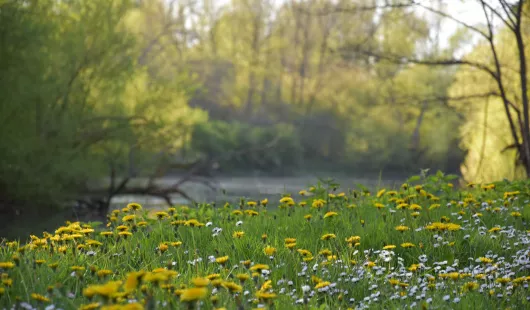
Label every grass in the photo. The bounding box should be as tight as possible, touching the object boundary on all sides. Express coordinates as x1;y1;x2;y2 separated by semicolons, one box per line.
0;171;529;310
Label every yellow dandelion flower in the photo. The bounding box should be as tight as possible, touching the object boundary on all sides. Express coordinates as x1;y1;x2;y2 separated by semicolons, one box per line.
215;256;229;264
236;273;250;282
180;287;208;302
31;293;50;303
118;231;132;238
116;225;128;231
263;246;277;256
409;204;422;211
79;303;101;310
159;243;169;253
122;214;136;222
345;236;361;244
395;225;409;232
96;269;113;278
488;227;501;233
255;291;277;300
374;203;385;209
312;199;326;209
463;281;479;291
285;242;297;249
126;203;142;211
155;212;169;219
192;277;210;287
0;262;15;269
233;231;245;238
223;281;243;293
249;264;269;272
284;238;296;244
321;233;336;241
323;211;338;218
125;271;145;292
315;281;331;289
479;257;493;264
280;197;295;205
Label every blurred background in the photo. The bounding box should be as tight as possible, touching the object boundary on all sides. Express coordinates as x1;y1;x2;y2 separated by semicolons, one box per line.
1;0;529;237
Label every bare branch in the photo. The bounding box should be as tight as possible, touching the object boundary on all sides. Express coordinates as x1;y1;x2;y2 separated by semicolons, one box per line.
336;45;498;80
499;0;518;26
480;0;515;31
415;2;490;39
300;1;414;15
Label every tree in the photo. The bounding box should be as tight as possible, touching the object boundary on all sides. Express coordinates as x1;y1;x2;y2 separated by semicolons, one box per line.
321;0;530;181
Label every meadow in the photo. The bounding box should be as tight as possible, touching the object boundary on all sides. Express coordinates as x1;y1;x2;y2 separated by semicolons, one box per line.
0;172;529;310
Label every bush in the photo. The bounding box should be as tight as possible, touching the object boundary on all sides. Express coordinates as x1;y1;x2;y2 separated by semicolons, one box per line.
190;121;303;174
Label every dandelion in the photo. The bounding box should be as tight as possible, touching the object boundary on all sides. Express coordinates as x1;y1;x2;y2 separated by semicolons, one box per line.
236;273;250;283
125;271;145;292
462;281;479;292
155;212;169;219
159;243;169;253
83;281;121;299
223;281;243;293
374;203;385;209
116;225;128;231
79;303;101;310
409;204;422;211
122;214;136;222
249;264;269;272
118;231;132;238
180;287;208;302
511;211;522;217
31;293;50;303
395;225;409;232
324;211;338;218
280;197;295;205
233;231;245;238
96;269;113;278
488;227;501;233
479;257;493;264
263;246;277;256
0;262;15;269
346;236;361;245
495;278;511;284
321;233;336;240
192;277;210;287
256;291;277;300
383;245;396;250
215;256;229;265
312;199;326;208
401;242;415;248
285;242;296;249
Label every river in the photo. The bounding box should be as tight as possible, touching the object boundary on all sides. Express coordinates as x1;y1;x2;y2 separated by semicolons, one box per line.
0;176;403;240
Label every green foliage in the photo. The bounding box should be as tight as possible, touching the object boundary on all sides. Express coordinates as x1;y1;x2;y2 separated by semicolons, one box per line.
190;121;303;173
0;0;206;210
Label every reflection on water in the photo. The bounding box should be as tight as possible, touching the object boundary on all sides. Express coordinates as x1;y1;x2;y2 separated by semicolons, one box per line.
0;176;402;240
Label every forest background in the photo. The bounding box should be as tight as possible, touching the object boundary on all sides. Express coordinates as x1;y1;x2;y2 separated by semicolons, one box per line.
1;0;528;217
